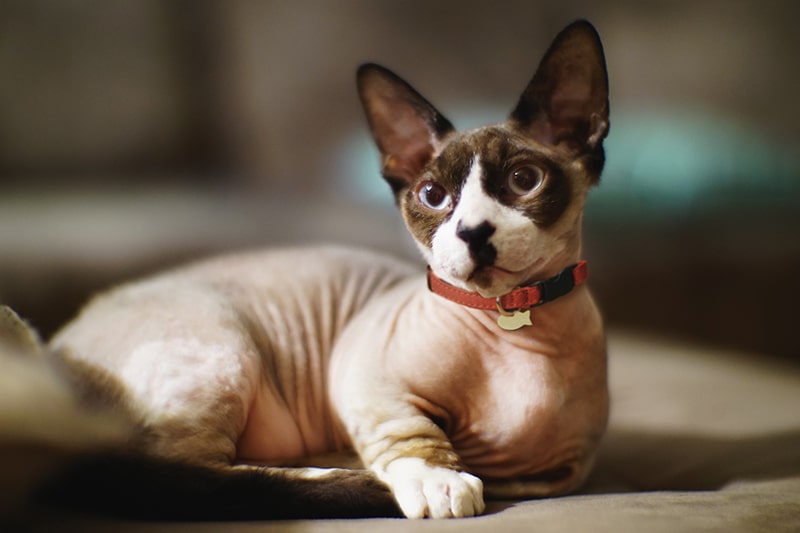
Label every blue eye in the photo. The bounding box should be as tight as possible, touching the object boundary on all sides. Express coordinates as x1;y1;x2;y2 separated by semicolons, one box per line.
417;181;452;211
508;165;544;196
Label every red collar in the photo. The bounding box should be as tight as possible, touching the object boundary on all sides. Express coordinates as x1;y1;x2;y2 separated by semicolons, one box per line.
426;261;588;312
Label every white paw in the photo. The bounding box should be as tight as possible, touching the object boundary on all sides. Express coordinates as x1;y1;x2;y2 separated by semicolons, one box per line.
384;457;485;519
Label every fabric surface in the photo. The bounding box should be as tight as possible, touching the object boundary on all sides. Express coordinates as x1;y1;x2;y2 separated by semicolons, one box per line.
22;331;800;532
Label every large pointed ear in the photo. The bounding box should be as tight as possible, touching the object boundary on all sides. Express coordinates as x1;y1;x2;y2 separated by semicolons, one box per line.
357;64;455;194
510;21;609;157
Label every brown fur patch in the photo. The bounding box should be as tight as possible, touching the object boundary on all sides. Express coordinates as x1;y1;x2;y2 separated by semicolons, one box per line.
468;127;573;228
399;141;474;248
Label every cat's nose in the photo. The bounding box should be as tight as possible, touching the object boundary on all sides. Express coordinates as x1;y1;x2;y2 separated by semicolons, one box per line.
456;220;497;266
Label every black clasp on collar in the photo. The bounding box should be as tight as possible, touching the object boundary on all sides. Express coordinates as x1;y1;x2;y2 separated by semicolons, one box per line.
534;263;577;305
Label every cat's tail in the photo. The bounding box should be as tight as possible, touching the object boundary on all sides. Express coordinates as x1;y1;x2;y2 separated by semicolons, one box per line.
0;305;401;524
33;453;402;521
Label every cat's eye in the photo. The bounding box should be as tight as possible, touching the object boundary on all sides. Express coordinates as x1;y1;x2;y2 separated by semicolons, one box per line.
416;181;452;211
507;165;544;196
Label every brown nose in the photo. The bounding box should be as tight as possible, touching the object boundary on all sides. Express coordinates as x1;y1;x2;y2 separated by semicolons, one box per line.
456;221;497;267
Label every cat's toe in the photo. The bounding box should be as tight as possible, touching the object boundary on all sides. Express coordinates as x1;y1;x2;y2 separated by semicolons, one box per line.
384;457;484;518
450;471;485;517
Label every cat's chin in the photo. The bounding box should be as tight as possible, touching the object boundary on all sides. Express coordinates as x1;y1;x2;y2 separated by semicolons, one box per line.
431;258;546;298
466;265;530;299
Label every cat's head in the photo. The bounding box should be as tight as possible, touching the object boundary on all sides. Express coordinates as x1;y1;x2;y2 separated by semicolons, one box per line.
358;21;609;298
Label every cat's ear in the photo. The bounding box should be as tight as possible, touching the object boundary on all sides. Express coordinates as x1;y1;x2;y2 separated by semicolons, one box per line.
357;64;455;194
510;21;609;156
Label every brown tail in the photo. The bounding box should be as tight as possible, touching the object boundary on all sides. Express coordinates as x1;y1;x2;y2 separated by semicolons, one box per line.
32;453;402;520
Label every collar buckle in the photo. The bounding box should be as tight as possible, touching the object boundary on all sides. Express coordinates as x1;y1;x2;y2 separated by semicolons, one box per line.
534;265;577;305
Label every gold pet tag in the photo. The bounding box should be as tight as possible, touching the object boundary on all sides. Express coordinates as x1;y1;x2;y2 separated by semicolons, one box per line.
495;299;533;331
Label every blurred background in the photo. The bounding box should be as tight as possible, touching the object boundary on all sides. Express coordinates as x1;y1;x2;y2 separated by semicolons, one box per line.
1;0;798;360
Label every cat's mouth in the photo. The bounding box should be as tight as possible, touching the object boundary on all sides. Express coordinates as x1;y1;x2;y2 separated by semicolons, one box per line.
434;256;545;298
468;264;512;280
466;260;543;297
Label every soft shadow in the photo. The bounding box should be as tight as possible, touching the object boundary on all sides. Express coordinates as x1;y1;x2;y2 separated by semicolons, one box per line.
581;428;800;494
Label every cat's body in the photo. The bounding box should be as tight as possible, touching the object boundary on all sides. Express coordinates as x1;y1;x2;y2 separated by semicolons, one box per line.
44;20;610;519
53;247;415;467
52;245;605;509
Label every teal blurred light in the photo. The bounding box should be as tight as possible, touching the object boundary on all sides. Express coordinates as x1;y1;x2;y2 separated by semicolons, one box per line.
597;109;800;218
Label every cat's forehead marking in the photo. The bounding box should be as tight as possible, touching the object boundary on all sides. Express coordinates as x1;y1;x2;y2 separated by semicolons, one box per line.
429;126;572;228
432;127;534;182
428;127;509;195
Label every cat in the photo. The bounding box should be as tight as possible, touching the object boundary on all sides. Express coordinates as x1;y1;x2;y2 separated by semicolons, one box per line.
15;19;609;521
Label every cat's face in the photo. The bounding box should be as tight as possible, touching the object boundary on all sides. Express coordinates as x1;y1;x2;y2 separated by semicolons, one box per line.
359;21;609;298
396;124;591;297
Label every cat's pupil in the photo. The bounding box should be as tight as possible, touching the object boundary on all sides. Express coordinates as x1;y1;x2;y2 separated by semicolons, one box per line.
508;166;543;195
426;185;443;205
513;169;537;190
423;183;446;207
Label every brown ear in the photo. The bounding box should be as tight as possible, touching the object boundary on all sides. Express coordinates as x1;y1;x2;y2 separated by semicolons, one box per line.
357;64;455;194
510;21;609;156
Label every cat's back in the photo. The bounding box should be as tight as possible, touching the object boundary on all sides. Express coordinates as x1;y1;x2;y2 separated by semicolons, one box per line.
180;245;420;360
49;246;419;464
52;245;418;372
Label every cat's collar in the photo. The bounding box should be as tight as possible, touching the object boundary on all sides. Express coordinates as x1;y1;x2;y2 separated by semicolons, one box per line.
426;261;588;314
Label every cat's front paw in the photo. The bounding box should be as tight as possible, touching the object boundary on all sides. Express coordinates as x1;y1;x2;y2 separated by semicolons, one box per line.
384;457;485;519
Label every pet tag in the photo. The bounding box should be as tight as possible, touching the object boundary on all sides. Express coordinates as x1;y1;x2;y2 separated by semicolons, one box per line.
495;299;533;331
